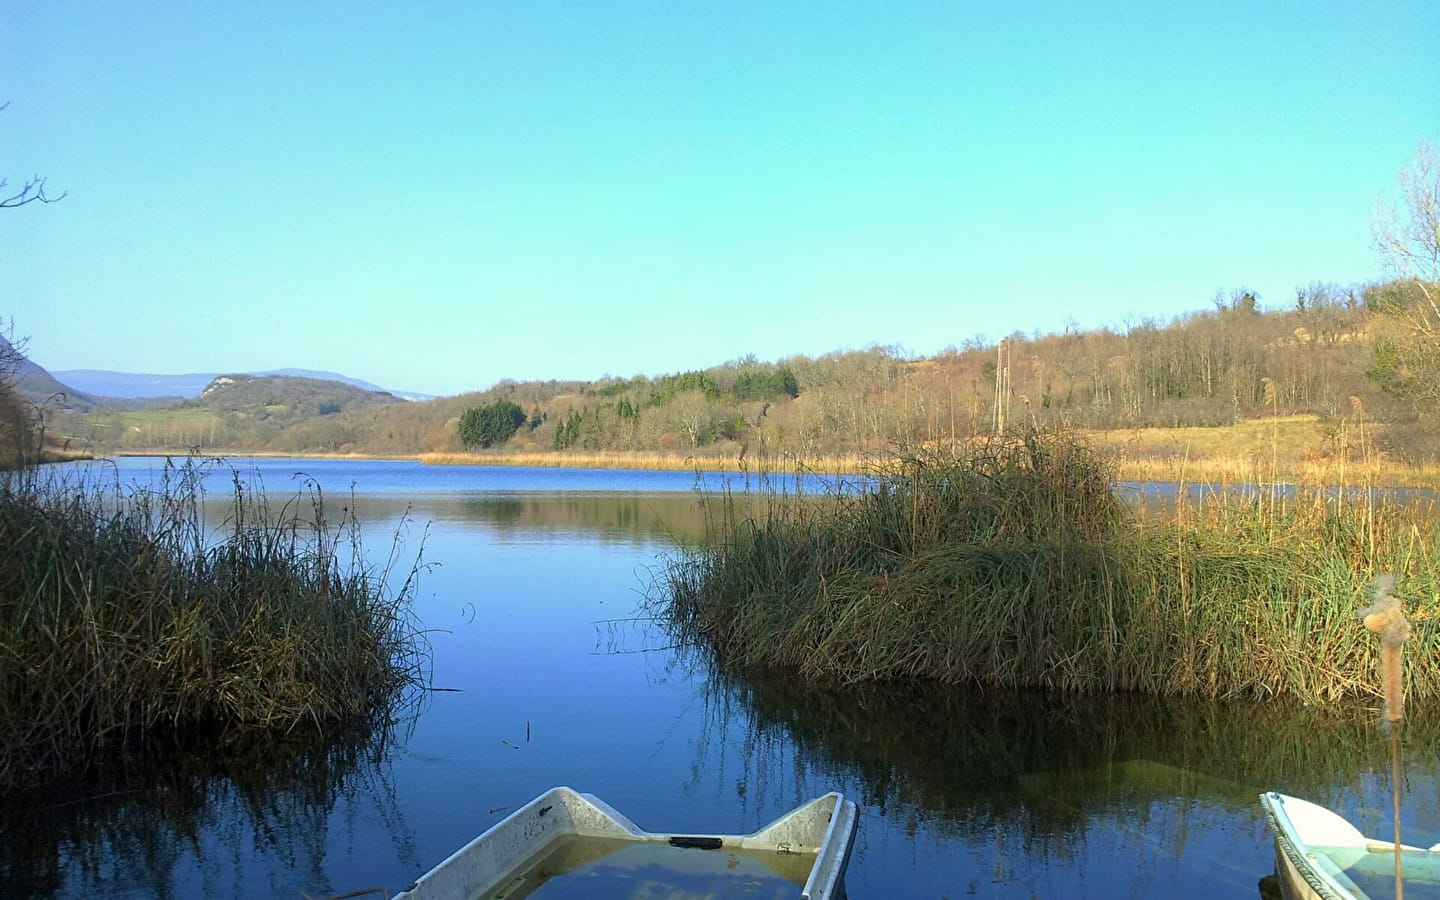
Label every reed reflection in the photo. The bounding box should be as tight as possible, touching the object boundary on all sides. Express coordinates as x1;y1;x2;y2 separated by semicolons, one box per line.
367;491;783;547
693;666;1440;898
0;717;417;899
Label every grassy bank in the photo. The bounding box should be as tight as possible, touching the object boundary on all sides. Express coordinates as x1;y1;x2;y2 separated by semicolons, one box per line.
1091;414;1440;489
656;429;1440;702
0;460;428;789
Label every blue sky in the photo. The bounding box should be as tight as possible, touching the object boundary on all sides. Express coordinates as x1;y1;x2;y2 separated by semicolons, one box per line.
2;2;1436;397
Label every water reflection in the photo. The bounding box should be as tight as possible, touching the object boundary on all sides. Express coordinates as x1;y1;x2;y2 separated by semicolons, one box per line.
58;456;848;550
0;719;416;899
695;668;1440;897
16;459;1440;899
445;493;722;545
209;491;780;548
1117;480;1440;513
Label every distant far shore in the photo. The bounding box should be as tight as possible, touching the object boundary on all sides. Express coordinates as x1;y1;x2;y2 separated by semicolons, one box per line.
56;416;1440;489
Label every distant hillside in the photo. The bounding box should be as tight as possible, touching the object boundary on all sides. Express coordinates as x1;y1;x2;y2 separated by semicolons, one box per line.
50;374;408;453
190;373;400;417
2;336;106;412
53;367;430;402
45;279;1440;464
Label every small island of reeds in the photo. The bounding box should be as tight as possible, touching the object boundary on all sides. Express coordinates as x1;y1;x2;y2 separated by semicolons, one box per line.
0;459;428;791
656;428;1440;703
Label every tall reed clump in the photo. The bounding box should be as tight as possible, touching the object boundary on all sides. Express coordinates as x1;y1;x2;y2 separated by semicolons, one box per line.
660;430;1129;686
0;459;429;790
656;428;1440;704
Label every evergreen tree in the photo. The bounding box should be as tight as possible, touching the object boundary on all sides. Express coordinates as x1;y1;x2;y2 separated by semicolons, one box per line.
458;400;526;448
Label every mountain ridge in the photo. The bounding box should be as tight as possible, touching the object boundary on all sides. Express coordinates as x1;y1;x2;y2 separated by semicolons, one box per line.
2;336;107;412
51;367;432;402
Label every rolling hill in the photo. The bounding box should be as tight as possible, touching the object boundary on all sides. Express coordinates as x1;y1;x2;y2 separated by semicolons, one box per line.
52;367;431;402
3;336;106;412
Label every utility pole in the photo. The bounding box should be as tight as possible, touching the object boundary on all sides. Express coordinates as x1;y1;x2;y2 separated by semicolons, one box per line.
993;339;1010;434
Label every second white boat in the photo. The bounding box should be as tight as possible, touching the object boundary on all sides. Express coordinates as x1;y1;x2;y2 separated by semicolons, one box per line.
1261;791;1440;900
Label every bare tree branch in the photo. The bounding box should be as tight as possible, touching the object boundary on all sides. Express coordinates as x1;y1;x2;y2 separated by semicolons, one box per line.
1;100;67;209
0;174;66;208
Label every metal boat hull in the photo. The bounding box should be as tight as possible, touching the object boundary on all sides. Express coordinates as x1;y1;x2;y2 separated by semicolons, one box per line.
393;786;858;900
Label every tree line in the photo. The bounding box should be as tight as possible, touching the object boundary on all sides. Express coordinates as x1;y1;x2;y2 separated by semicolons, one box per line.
21;141;1440;465
33;273;1435;465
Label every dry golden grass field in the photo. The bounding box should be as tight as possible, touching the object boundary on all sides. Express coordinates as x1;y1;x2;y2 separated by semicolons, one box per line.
424;416;1440;488
95;415;1439;488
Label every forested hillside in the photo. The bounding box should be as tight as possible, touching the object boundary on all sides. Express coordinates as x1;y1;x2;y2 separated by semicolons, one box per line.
43;278;1440;464
62;374;403;452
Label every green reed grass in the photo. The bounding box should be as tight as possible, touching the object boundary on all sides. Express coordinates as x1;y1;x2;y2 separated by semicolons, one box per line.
0;459;429;790
656;428;1440;702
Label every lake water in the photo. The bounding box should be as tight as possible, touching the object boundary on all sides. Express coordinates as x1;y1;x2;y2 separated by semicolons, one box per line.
7;457;1440;899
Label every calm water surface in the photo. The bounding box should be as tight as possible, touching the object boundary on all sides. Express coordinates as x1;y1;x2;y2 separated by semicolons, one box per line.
7;457;1440;899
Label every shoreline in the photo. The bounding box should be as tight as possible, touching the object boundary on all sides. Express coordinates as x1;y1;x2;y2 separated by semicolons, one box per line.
55;416;1440;489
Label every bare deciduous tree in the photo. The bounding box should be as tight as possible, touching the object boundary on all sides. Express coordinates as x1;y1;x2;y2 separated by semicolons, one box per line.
0;326;24;384
0;100;66;464
0;325;38;467
1369;142;1440;446
1372;140;1440;334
